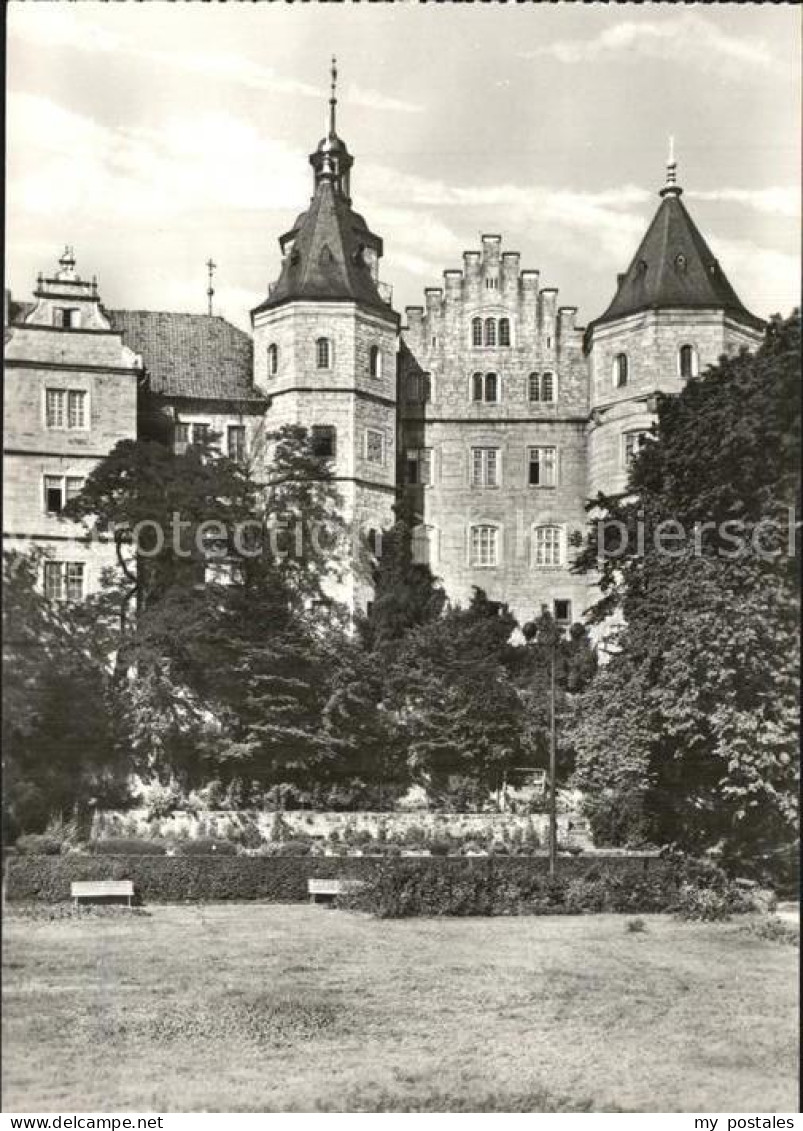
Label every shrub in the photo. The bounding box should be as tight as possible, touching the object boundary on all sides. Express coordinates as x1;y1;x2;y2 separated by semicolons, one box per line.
15;834;62;856
428;840;451;857
584;789;650;848
275;841;312;857
739;917;799;947
89;838;168;856
673;883;734;922
174;839;237;857
626;917;647;934
269;812;293;844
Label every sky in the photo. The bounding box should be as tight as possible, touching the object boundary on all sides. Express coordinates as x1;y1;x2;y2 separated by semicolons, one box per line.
6;4;801;332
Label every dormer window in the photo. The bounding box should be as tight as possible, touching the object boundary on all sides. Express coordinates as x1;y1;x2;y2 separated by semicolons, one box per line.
316;337;332;370
268;343;278;377
675;253;688;273
679;343;699;379
369;345;382;379
613;353;629;388
54;308;80;329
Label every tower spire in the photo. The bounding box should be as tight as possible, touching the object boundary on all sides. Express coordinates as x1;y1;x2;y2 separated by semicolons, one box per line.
329;55;338;140
660;135;682;198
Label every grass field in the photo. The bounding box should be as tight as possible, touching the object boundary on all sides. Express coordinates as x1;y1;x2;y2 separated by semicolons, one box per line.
2;904;798;1113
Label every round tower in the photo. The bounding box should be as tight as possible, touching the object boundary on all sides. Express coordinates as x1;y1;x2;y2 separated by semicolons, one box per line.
584;144;765;499
250;59;400;611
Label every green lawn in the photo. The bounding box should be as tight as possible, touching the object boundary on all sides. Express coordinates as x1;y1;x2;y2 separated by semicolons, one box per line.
2;904;798;1112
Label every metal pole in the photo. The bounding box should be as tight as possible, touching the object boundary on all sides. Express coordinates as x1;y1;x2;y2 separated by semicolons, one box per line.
549;640;557;878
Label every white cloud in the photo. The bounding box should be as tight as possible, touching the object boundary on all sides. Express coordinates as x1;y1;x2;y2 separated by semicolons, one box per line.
9;8;421;114
521;14;775;75
687;187;799;219
708;237;799;320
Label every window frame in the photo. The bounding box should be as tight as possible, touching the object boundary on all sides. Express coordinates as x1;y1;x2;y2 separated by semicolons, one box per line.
364;427;386;467
471;317;483;347
469;524;500;568
43;560;85;602
369;345;382;379
613;352;629;389
484;318;497;347
532;524;564;568
311;425;337;460
316;337;332;370
267;343;279;377
499;318;511;347
622;429;650;467
528;446;558;488
45;387;89;431
227;424;247;463
43;474;84;515
470;446;501;489
406;447;433;487
191;422;211;446
678;343;699;379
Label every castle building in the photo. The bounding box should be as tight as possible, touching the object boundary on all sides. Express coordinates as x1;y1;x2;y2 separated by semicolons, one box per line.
3;72;765;624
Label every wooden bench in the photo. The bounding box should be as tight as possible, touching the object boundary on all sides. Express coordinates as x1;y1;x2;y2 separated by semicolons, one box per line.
71;880;134;908
307;878;364;905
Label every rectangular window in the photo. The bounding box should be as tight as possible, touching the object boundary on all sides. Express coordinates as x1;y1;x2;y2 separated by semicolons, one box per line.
45;389;65;429
471;448;499;488
174;423;190;451
406;448;432;486
554;599;572;630
66;563;85;601
528;447;557;487
311;425;336;459
623;430;649;466
45;476;64;514
67;391;86;429
44;476;84;514
365;429;385;466
534;526;562;567
43;561;84;601
43;561;64;601
470;526;498;567
227;425;247;463
192;423;210;445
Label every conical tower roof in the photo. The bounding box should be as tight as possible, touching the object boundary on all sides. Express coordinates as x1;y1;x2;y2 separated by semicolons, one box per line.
588;152;764;336
252;58;395;321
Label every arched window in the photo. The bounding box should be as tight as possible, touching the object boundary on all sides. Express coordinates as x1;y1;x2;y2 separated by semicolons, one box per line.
484;372;498;403
528;373;540;402
533;525;563;567
678;344;698;379
541;371;555;402
472;372;484;402
484;318;496;347
267;343;278;377
469;525;499;567
316;337;331;370
472;317;483;347
369;345;382;379
613;353;628;388
499;318;510;347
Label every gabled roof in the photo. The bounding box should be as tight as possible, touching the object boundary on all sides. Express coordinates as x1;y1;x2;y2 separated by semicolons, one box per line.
587;188;764;338
251;179;395;319
108;310;262;403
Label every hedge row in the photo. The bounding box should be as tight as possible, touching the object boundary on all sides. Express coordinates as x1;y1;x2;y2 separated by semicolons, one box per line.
4;853;669;905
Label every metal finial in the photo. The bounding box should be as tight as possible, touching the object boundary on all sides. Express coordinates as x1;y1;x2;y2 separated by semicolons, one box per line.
206;258;217;316
660;135;681;197
329;55;338;138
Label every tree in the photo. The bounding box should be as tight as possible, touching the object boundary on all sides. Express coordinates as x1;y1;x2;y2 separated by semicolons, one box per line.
2;550;126;836
383;589;524;793
62;425;351;787
570;312;800;869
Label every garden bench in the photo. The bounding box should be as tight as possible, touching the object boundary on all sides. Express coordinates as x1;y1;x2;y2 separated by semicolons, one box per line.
307;878;364;905
71;880;134;908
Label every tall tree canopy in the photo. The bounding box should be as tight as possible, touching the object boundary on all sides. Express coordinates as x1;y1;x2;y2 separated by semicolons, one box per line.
570;312;800;869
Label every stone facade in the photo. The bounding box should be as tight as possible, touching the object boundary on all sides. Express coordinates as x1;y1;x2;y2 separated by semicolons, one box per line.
4;136;766;626
3;251;141;594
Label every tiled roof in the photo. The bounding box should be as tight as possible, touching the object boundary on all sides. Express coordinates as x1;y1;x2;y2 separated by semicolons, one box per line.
588;190;764;335
108;310;262;402
252;180;395;318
